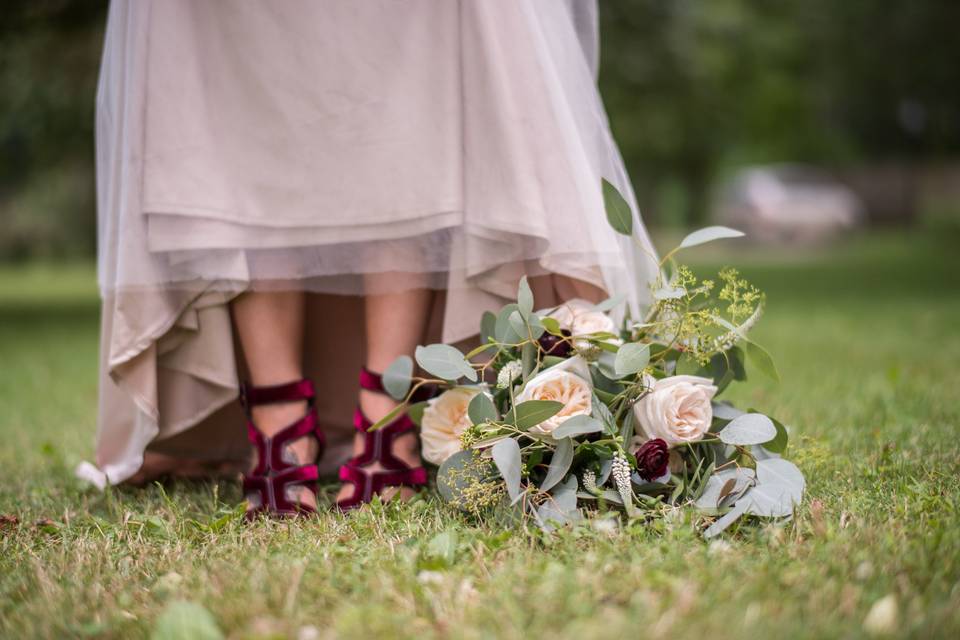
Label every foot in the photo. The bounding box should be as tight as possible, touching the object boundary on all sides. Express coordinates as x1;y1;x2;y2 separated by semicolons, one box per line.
334;390;422;505
249;399;319;511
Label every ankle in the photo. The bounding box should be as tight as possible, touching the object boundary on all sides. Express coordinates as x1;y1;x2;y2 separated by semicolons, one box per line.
250;400;308;436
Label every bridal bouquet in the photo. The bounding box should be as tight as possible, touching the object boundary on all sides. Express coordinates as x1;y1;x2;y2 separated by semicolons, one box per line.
376;181;805;536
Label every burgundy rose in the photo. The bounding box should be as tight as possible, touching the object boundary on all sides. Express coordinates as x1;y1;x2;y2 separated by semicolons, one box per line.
538;329;573;357
634;438;669;481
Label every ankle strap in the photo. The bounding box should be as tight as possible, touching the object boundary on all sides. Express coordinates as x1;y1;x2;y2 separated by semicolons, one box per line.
358;367;386;394
240;379;315;409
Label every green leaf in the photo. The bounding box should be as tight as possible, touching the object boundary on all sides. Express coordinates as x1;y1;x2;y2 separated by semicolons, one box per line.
517;276;534;319
382;355;413;400
745;340;780;383
508;310;527;339
540;438;574;492
511;400;563;430
495;304;524;344
614;342;650;375
437;450;488;503
602;178;633;236
550;414;604;439
521;342;537;379
151;601;223;640
678;226;744;250
542;316;563;335
593;294;625;313
407;401;428;427
480;311;497;345
718;413;778;446
703;500;749;539
492;438;522;501
536;476;579;531
425;530;459;567
765;416;789;454
526;311;546;340
467;392;497;425
415;344;477;382
742;458;805;517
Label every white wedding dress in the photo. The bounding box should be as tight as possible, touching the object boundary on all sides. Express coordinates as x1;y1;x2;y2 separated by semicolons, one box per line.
86;0;659;486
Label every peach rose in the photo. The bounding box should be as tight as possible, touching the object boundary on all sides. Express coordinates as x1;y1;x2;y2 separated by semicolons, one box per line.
515;357;593;435
420;387;482;465
632;375;718;447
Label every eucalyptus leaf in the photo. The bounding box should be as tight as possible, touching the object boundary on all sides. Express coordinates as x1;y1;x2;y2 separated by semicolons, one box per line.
382;355;413;400
436;450;487;504
703;500;749;538
765;415;790;453
745;340;780;383
694;467;756;512
415;344;477;382
592;294;625;313
550;414;604;439
718;413;778;446
492;438;523;501
678;226;744;250
742;458;805;517
495;304;524;344
711;401;746;421
517;276;534;319
511;400;563;430
614;342;650;375
602;178;633;236
467;392;497;426
540;438;574;492
596;351;628;380
508;310;527;340
527;312;546;340
480;311;497;345
537;476;580;531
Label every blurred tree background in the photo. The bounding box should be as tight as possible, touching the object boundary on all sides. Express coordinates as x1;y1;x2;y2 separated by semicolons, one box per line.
1;0;958;261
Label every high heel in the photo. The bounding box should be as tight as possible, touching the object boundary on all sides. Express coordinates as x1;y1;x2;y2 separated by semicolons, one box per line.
240;378;324;519
336;367;432;510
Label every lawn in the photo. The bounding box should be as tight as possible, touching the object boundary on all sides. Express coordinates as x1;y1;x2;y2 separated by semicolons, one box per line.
1;231;958;639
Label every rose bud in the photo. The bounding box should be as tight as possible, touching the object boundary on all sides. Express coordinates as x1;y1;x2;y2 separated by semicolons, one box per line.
634;438;670;481
538;329;573;357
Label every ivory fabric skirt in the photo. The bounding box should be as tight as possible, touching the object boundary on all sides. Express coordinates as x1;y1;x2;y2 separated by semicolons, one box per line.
89;0;659;485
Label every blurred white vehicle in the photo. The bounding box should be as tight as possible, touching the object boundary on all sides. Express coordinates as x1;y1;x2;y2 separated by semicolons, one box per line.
714;165;865;243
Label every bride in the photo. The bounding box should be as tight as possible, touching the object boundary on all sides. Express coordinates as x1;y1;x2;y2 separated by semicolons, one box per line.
89;0;658;517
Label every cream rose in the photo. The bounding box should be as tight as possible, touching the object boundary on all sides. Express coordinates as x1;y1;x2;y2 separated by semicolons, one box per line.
515;356;593;435
420;387;482;465
632;375;718;447
543;298;617;337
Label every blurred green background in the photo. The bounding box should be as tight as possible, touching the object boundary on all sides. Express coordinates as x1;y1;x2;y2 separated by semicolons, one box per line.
2;0;959;261
2;4;960;637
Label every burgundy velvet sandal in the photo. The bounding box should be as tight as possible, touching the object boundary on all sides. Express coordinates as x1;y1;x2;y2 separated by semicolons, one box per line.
240;378;324;519
336;367;433;510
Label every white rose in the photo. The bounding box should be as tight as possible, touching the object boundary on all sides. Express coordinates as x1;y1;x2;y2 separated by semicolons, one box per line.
420;387;482;465
632;375;718;447
515;356;593;435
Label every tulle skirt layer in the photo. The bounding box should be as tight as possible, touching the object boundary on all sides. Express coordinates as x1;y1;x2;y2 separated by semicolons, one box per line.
89;0;658;486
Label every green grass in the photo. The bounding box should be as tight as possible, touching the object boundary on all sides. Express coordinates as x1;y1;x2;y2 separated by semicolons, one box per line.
1;231;959;639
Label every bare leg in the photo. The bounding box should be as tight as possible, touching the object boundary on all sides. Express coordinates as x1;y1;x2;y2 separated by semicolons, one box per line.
232;290;317;509
336;279;432;503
